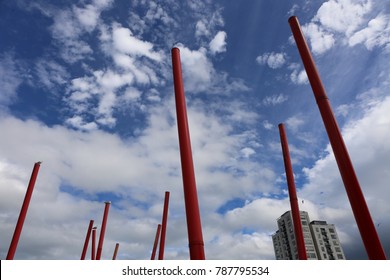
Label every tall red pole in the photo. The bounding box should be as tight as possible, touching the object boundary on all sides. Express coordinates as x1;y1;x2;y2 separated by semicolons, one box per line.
278;124;307;260
96;201;111;260
158;191;170;260
91;227;97;260
171;47;205;260
288;16;386;259
6;161;41;260
151;224;162;260
80;220;94;260
112;243;119;260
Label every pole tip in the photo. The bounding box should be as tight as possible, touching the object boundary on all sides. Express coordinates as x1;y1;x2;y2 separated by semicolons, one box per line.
104;201;111;204
36;161;42;165
288;15;298;24
92;227;97;230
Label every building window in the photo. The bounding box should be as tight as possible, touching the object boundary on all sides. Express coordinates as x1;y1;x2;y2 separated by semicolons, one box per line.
337;254;344;259
331;234;337;239
335;247;341;252
329;228;335;233
309;253;317;259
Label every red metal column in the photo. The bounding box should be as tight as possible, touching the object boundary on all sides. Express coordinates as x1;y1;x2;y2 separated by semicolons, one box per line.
151;224;162;260
112;243;119;260
96;201;111;260
81;220;94;260
92;227;97;260
6;161;41;260
171;47;205;260
288;16;386;259
279;124;307;260
158;191;170;260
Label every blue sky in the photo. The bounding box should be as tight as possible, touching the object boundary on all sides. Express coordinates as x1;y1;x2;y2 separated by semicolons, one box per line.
0;0;389;260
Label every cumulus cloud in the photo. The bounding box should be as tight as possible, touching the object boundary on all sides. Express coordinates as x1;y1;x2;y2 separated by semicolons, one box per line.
0;92;277;258
302;22;335;55
299;95;390;258
256;52;287;69
314;0;372;37
349;14;390;51
289;64;309;85
176;45;215;93
299;0;390;54
209;31;227;55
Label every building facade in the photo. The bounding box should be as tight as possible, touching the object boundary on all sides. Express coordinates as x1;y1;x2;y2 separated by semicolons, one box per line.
272;211;345;260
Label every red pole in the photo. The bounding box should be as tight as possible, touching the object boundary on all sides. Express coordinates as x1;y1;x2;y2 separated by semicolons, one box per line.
278;124;307;260
288;16;386;259
96;201;111;260
112;243;119;260
91;227;97;260
151;224;162;260
158;191;170;260
171;47;205;260
81;220;94;260
6;161;41;260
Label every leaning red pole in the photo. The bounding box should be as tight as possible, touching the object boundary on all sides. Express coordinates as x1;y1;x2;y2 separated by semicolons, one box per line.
278;124;307;260
151;224;162;260
6;161;41;260
81;220;94;260
91;227;97;260
158;191;170;260
171;47;205;260
96;201;111;260
288;16;386;260
112;243;119;260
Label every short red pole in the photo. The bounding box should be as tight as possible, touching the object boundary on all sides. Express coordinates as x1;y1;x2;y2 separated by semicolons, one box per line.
96;201;111;260
92;227;97;260
288;16;386;260
112;243;119;260
6;161;41;260
279;124;307;260
81;220;94;260
158;191;170;260
151;224;162;260
171;47;205;260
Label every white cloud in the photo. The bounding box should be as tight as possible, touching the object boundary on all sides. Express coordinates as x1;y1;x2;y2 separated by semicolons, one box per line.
195;20;210;37
35;60;69;90
263;120;274;130
66;116;98;131
112;25;163;62
289;64;309;85
256;52;287;69
209;31;227;55
349;14;390;51
301;0;390;54
0;89;278;258
315;0;372;36
285;116;305;132
262;94;288;106
300;95;390;258
176;45;214;93
0;53;22;106
302;22;335;55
